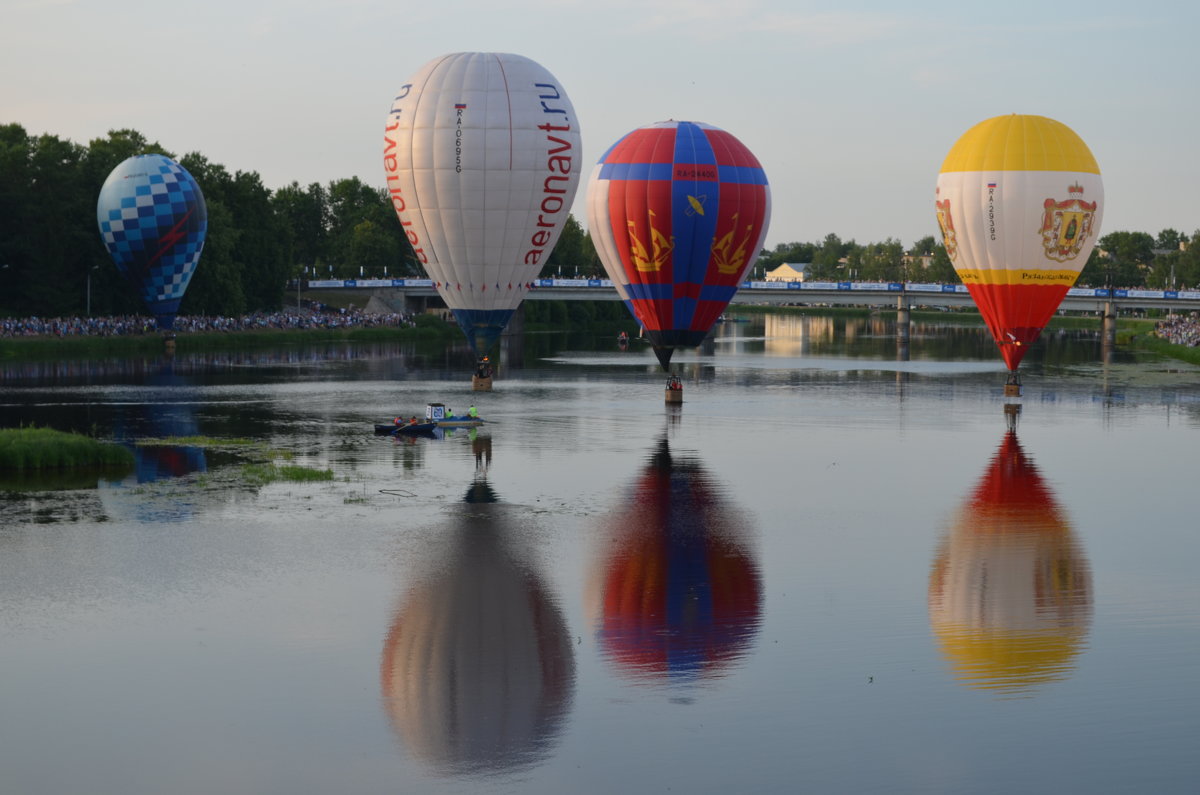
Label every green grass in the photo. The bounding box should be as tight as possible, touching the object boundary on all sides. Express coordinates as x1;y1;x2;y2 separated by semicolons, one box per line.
1130;333;1200;365
136;435;258;448
0;427;134;471
240;462;335;486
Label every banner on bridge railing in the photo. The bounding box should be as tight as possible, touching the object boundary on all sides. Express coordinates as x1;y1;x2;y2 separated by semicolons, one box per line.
302;279;1198;303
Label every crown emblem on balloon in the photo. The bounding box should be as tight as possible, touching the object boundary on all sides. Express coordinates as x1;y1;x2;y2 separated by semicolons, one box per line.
628;211;674;272
1068;182;1084;195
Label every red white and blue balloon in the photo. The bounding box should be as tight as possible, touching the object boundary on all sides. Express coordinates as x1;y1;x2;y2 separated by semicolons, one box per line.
96;154;207;330
587;120;770;369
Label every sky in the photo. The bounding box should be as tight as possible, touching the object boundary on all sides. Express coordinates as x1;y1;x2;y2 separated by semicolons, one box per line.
3;0;1196;251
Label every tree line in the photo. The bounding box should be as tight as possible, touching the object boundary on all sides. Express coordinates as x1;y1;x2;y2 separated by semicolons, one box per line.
1;124;1197;320
756;228;1200;290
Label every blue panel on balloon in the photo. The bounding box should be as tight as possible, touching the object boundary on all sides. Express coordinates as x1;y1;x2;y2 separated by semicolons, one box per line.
451;308;514;356
97;154;207;329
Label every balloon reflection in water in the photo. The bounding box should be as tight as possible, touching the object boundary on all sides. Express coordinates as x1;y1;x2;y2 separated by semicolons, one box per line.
99;370;207;523
380;468;573;775
928;432;1092;694
591;438;762;684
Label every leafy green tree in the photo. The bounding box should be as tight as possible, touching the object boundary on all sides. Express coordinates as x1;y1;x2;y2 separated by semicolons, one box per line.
543;214;589;277
349;219;402;276
809;233;846;280
856;238;904;281
272;181;328;275
1156;228;1184;251
1079;231;1153;288
925;243;959;283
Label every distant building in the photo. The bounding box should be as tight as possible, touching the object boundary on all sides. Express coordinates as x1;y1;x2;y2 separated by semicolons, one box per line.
766;263;808;282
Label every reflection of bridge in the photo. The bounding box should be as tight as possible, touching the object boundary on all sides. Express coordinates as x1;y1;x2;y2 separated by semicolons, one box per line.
308;278;1200;313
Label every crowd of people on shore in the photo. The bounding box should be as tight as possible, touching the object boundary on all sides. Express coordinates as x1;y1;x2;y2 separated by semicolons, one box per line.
0;303;417;339
1154;313;1200;347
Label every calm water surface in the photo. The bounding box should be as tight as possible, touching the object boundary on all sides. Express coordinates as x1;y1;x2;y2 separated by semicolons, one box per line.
2;315;1199;794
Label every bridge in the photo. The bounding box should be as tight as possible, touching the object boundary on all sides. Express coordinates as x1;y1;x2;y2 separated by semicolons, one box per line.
305;277;1200;314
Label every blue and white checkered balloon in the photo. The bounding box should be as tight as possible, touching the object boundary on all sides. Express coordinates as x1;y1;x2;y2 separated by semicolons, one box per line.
97;154;207;330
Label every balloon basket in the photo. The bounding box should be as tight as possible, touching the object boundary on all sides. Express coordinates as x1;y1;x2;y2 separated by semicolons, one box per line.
472;375;493;392
664;380;683;404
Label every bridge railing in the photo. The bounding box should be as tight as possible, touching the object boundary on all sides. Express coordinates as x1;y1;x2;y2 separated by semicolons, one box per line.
300;277;1200;302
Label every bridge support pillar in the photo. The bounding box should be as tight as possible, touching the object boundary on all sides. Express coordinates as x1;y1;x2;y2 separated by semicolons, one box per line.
1102;301;1117;340
896;295;910;343
502;304;525;339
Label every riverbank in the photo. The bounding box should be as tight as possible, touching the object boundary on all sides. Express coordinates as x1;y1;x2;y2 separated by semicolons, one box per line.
0;314;457;360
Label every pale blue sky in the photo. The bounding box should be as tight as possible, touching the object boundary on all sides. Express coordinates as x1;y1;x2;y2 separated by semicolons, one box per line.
4;0;1195;250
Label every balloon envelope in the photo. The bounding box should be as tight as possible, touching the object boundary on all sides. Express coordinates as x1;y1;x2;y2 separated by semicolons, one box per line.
96;154;207;330
383;52;582;356
587;120;770;369
935;114;1103;371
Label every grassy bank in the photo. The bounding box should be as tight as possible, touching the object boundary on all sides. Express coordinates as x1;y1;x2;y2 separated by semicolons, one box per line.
1130;333;1200;365
0;314;457;360
0;427;134;471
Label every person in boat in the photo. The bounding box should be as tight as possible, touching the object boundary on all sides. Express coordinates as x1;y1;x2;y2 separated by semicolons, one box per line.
445;408;454;420
408;416;418;425
467;405;478;419
394;416;402;426
475;357;493;378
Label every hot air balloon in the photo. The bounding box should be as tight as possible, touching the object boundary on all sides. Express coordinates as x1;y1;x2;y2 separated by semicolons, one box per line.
97;154;207;330
383;52;581;363
928;432;1092;694
587;120;771;370
588;438;762;684
935;114;1103;393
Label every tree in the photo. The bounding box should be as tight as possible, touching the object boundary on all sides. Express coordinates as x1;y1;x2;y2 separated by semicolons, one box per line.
543;213;589;278
1080;231;1154;288
809;233;846;279
1157;228;1184;251
272;181;329;275
925;244;958;283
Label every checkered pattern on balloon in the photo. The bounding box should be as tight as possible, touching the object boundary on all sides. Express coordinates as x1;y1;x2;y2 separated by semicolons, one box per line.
97;155;207;329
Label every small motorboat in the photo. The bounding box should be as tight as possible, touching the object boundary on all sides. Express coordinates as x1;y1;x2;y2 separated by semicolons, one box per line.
435;417;484;428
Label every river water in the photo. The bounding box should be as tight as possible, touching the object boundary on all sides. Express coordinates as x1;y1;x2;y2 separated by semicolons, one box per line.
2;314;1198;794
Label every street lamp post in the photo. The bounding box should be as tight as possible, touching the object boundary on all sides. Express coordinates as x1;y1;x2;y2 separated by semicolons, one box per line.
86;265;99;316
